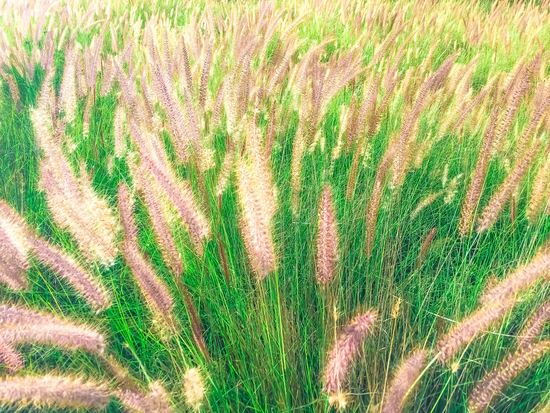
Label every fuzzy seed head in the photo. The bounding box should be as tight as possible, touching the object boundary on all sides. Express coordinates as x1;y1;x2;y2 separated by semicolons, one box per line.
183;368;206;411
323;311;377;394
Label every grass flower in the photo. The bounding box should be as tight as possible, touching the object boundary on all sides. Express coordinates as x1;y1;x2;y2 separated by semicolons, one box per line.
323;311;377;395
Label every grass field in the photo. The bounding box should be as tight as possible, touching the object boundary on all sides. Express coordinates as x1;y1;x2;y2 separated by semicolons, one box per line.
2;0;550;411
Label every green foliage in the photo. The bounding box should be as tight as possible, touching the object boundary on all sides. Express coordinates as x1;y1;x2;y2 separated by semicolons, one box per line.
2;0;550;412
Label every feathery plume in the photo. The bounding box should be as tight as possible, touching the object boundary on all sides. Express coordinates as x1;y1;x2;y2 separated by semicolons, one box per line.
75;50;88;98
162;25;173;85
199;39;212;112
114;59;145;126
248;119;277;218
150;58;191;159
118;381;173;413
178;281;209;360
323;311;377;395
435;299;515;363
100;57;115;97
139;175;183;276
0;201;33;262
365;139;396;258
411;191;444;220
415;227;437;269
140;70;156;129
129;122;210;252
139;153;210;255
266;33;297;92
57;44;77;123
527;154;550;224
316;185;339;285
0;202;32;289
235;157;277;280
458;107;498;236
118;183;174;325
39;162;118;264
5;74;20;107
0;227;30;291
183;368;206;411
0;258;27;291
346;76;380;199
85;27;106;92
179;37;193;93
119;41;134;73
182;82;201;153
345;95;359;148
516;86;550;158
493;55;536;148
450;84;490;137
0;375;110;409
468;341;550;413
265;101;277;160
211;80;225;130
0;304;104;357
374;51;404;132
0;321;104;355
28;237;110;311
0;337;23;373
477;141;541;233
392;53;457;188
32;76;119;265
517;299;550;349
41;30;55;73
382;349;428;413
502;59;526;106
217;231;231;286
371;26;404;66
0;304;59;325
481;251;550;306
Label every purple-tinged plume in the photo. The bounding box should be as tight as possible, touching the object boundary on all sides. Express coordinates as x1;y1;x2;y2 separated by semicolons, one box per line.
323;311;377;395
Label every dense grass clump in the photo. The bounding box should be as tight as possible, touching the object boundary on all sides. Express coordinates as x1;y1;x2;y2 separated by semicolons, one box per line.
2;0;550;411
